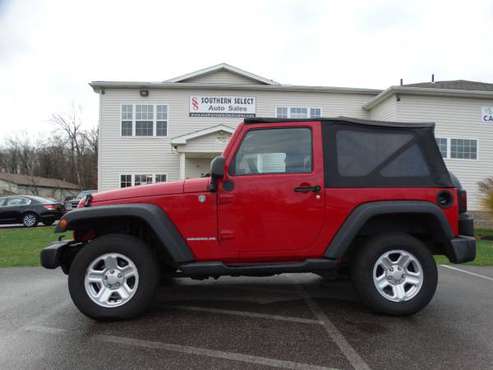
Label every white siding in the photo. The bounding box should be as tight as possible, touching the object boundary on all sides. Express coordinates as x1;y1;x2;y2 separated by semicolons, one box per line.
185;158;211;179
180;70;262;85
393;95;493;210
177;132;232;153
99;87;374;191
369;98;397;121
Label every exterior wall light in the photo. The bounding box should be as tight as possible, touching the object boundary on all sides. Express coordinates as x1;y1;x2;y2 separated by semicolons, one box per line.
140;89;149;97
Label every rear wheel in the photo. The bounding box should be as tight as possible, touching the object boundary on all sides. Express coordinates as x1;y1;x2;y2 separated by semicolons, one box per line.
351;233;437;316
22;212;38;227
68;234;159;320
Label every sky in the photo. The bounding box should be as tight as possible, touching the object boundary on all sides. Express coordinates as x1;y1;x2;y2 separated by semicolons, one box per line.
1;0;492;138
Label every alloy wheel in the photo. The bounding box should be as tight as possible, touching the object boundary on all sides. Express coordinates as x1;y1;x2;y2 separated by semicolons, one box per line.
84;253;139;308
372;249;423;302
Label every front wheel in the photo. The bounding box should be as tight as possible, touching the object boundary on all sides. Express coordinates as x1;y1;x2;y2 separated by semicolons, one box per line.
68;234;159;320
351;233;437;316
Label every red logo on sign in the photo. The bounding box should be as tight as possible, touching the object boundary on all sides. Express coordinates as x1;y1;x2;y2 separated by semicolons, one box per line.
191;97;199;110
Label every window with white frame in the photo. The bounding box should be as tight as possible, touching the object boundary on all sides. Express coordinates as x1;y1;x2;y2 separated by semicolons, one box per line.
121;105;133;136
155;174;167;182
451;139;477;159
310;108;321;118
276;106;321;119
276;107;288;119
120;174;132;188
156;105;168;136
135;105;154;136
121;104;168;137
120;174;167;188
134;174;153;186
435;137;448;158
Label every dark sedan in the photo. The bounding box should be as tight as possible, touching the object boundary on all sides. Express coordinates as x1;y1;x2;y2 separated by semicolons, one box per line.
0;195;65;227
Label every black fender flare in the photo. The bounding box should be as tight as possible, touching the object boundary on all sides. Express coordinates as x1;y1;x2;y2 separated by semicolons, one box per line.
56;204;194;264
324;201;454;259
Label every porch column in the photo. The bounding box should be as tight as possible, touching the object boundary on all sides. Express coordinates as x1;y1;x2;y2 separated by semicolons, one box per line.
179;152;186;180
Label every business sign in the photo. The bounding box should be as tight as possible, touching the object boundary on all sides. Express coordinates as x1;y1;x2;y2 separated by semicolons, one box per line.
481;106;493;123
189;96;256;117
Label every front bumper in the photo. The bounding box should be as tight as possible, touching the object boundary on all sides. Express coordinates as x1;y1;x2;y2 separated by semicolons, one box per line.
40;240;74;270
449;236;476;263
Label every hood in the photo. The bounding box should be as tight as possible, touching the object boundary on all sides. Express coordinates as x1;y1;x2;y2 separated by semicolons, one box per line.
91;178;210;204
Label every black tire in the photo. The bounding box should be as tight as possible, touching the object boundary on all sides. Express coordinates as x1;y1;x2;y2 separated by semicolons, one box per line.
68;234;160;321
22;212;39;227
42;218;55;226
351;233;437;316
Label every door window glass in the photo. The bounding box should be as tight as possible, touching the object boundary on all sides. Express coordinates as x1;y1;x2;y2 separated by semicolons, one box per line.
7;197;30;206
232;128;312;175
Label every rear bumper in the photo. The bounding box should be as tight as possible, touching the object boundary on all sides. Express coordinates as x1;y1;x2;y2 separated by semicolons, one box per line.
449;236;476;263
40;240;73;269
459;213;474;236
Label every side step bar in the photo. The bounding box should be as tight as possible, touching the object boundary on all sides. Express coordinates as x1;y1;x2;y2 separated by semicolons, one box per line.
179;258;337;278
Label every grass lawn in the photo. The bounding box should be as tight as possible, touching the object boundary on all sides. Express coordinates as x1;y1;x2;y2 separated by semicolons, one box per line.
0;225;492;268
0;227;67;267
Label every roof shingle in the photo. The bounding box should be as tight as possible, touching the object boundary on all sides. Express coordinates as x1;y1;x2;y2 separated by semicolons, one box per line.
404;80;493;91
0;172;80;190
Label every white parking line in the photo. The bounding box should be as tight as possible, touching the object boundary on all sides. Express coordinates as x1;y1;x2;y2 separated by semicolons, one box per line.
169;305;323;325
24;325;339;370
440;265;493;282
295;283;371;370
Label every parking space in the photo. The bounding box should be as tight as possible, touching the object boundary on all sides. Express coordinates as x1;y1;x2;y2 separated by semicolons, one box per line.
0;267;492;369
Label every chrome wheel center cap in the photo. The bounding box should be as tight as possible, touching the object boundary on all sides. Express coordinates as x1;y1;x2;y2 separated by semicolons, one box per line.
104;270;123;287
387;266;404;282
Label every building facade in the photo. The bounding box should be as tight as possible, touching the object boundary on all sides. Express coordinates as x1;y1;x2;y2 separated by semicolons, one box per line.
0;172;79;200
91;63;493;213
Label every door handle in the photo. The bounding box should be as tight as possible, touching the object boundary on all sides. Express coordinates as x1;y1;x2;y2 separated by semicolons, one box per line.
294;185;321;193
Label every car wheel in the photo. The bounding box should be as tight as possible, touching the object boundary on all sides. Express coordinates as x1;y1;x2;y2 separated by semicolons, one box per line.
68;234;159;320
22;212;39;227
42;218;55;226
351;233;437;316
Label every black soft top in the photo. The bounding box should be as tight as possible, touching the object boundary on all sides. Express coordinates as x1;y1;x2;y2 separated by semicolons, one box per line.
244;116;452;188
244;116;435;129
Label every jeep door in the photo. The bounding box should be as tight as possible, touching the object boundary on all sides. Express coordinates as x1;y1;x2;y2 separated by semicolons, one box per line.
218;122;326;260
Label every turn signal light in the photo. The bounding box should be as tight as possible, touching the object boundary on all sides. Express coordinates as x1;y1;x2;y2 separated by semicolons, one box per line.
58;218;68;231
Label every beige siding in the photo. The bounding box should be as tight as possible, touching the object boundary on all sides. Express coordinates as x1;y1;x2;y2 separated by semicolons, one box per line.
99;88;374;191
369;98;397;121
394;95;493;210
180;70;262;85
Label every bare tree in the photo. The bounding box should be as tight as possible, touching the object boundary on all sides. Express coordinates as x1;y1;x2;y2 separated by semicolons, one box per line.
0;105;98;190
50;107;84;186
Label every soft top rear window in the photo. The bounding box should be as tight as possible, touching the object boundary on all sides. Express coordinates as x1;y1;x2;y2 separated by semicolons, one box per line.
322;120;452;188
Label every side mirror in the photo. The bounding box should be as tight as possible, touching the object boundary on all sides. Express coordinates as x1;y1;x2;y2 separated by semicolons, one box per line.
209;156;225;192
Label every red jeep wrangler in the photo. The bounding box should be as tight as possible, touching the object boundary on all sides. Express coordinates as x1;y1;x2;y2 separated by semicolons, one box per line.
41;117;476;320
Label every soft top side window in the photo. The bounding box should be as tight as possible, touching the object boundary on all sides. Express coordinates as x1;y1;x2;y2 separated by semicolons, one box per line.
231;127;312;176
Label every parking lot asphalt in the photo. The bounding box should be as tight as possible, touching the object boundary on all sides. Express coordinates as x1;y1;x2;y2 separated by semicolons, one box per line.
0;265;492;370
